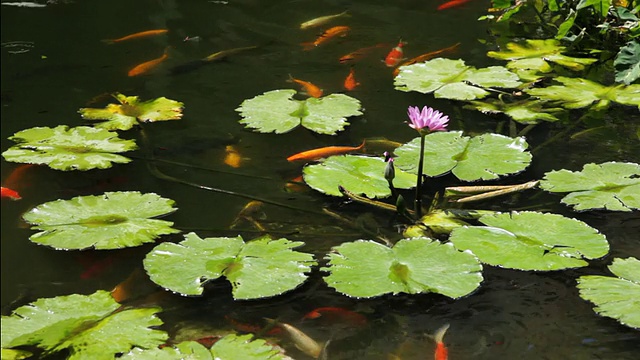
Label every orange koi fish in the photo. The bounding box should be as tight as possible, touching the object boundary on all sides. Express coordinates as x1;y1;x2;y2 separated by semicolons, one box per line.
339;43;388;63
102;29;168;44
433;323;450;360
287;141;365;162
300;10;350;30
288;75;323;98
223;145;243;168
392;42;461;76
302;25;350;50
384;40;406;67
344;66;360;91
1;187;21;200
302;307;367;326
128;47;169;76
438;0;472;10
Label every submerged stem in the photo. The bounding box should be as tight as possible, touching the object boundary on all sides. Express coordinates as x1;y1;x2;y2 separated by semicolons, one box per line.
414;134;426;218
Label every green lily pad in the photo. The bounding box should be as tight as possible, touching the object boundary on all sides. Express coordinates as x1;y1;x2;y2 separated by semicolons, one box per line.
323;237;483;299
210;334;290;360
2;125;137;171
22;191;179;250
1;290;167;359
540;162;640;212
79;93;184;131
464;98;562;124
393;131;532;181
236;89;362;135
394;58;522;100
577;257;640;329
487;39;598;72
525;77;640;110
302;155;417;198
1;349;32;360
614;40;640;85
122;341;213;360
143;233;316;299
449;211;609;271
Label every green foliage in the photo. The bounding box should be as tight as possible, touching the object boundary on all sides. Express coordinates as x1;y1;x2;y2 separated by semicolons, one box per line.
22;192;179;250
614;40;640;84
540;161;640;211
393;132;532;181
394;58;522;100
323;238;483;299
143;233;316;299
1;290;167;359
577;257;640;329
122;341;213;359
79;93;184;131
463;98;563;124
236;89;362;135
449;212;610;271
2;125;137;171
526;76;640;109
487;39;598;73
302;155;417;198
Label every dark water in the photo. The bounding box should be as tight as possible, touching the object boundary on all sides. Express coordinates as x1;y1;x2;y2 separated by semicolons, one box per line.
2;0;639;359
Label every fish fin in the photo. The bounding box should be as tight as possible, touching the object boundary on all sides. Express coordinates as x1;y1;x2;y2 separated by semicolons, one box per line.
286;74;295;83
301;42;316;51
101;39;116;45
434;323;450;343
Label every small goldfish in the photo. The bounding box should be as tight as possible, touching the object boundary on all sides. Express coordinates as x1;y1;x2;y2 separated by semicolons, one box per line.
392;42;461;76
287;141;365;162
169;45;258;75
384;40;406;67
223;145;243;168
433;323;450;360
302;307;367;326
288;75;323;98
339;43;388;63
229;200;267;231
1;186;21;200
343;66;359;91
128;47;169;76
302;25;350;50
438;0;472;10
300;10;350;30
264;318;323;359
102;29;168;44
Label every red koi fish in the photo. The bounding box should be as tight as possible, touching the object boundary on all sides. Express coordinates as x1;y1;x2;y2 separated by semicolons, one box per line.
102;29;168;44
302;307;367;326
438;0;472;10
433;323;450;360
288;75;324;98
385;40;406;67
1;187;21;200
287;141;365;162
302;25;350;50
128;47;170;76
392;42;461;76
339;43;388;63
344;66;360;91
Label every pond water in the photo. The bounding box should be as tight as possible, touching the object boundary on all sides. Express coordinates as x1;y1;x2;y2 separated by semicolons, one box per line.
1;0;639;359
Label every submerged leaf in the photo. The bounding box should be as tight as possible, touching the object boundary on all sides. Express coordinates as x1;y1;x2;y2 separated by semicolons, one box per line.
22;191;179;250
525;77;640;109
464;98;562;124
2;125;136;171
487;39;598;72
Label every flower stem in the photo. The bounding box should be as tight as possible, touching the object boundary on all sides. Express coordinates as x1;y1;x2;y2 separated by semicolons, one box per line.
415;134;426;218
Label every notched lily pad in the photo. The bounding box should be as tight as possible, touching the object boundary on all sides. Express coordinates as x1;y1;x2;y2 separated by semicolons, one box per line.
22;191;179;250
322;237;483;299
2;125;137;171
449;211;609;271
577;257;640;329
236;89;362;135
540;162;640;212
79;93;184;131
143;233;316;299
487;39;598;72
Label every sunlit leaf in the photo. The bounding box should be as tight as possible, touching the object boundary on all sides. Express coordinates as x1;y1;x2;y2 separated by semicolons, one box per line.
1;349;32;360
487;39;598;72
525;77;640;109
577;257;640;329
236;89;362;135
393;131;532;181
143;233;316;299
449;211;609;271
302;155;417;198
2;125;136;171
122;341;213;359
394;58;522;100
614;40;640;85
22;191;179;250
323;238;483;299
1;290;167;359
79;93;184;131
540;162;640;212
464;98;562;124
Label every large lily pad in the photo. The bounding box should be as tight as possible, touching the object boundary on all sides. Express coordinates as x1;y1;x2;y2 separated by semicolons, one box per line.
614;40;640;85
1;290;167;360
449;211;609;271
394;58;522;100
323;237;483;299
393;131;532;181
525;77;640;110
464;98;563;124
143;233;316;299
577;257;640;329
122;341;213;359
22;191;179;250
236;89;362;135
540;162;640;212
79;93;184;131
302;155;417;198
2;125;137;171
487;39;598;72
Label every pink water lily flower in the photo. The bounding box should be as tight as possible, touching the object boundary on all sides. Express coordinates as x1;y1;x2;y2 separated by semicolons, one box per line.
407;106;449;134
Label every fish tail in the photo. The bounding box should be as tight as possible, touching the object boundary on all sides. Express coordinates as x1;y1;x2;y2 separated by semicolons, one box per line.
300;42;316;51
286;74;296;83
434;323;450;343
101;39;116;45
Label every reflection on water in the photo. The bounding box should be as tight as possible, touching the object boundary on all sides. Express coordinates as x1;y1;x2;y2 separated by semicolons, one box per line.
2;0;639;359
